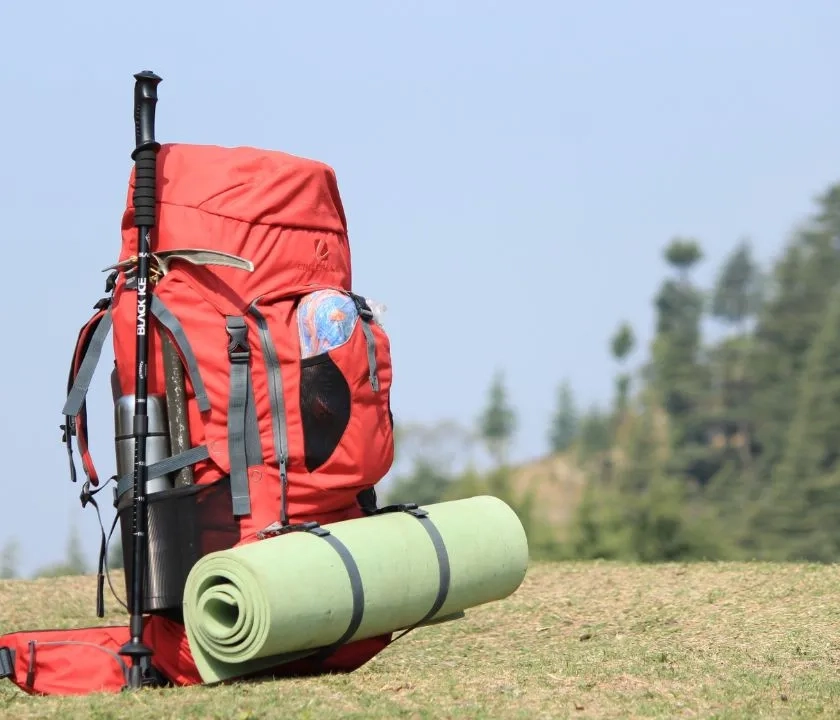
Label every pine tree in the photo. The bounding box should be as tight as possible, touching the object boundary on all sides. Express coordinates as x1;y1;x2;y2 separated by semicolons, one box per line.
65;521;87;575
711;239;762;330
0;538;20;579
477;370;517;467
654;239;705;415
750;185;840;477
610;322;636;419
387;458;455;506
664;237;703;281
652;238;714;484
576;406;613;460
753;283;840;560
702;240;764;507
565;479;633;560
548;380;578;453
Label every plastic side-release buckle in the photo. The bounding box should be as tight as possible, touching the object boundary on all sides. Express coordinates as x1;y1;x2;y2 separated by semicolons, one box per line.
225;316;251;364
349;292;374;321
0;647;15;679
357;487;378;515
372;502;429;520
256;520;331;540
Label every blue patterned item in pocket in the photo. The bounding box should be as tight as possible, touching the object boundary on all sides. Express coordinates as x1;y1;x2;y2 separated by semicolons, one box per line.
297;290;359;359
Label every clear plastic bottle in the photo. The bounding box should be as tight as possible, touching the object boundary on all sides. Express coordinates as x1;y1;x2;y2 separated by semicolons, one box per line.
366;299;388;328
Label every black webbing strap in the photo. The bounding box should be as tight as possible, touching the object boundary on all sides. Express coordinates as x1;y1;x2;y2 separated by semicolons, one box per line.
243;367;262;467
369;503;452;640
115;444;210;498
61;303;113;486
62;308;113;420
0;647;14;680
312;532;366;659
255;521;366;664
349;293;380;391
149;296;211;413
226;316;252;517
253;502;451;664
78;476;116;618
248;303;291;525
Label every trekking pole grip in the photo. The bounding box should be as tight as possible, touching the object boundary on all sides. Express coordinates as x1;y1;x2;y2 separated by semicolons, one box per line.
131;71;162;229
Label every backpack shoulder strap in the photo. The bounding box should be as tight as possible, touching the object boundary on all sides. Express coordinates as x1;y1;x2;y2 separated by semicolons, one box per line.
63;293;213;489
61;298;113;486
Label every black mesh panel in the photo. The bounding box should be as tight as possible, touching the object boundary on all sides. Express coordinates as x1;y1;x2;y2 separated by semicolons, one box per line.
300;354;351;472
117;476;241;619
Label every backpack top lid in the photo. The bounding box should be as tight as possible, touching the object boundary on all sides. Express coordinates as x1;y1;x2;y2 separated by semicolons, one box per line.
116;143;354;293
121;143;349;235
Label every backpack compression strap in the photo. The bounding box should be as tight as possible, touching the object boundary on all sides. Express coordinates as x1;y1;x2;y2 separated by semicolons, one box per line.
349;293;380;392
224;316;263;517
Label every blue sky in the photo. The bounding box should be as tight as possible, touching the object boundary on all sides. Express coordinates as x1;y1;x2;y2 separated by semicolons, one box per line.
2;0;840;576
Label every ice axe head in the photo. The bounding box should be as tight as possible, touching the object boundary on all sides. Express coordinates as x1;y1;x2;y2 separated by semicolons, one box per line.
103;248;254;283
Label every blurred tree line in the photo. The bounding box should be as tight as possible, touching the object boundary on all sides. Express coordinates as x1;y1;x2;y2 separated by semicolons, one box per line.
0;521;98;580
387;181;840;563
4;182;840;578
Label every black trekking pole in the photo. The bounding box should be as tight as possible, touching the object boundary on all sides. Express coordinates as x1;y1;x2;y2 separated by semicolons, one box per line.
118;69;163;690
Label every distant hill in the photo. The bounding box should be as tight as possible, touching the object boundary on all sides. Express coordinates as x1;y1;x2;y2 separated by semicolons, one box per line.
505;452;588;533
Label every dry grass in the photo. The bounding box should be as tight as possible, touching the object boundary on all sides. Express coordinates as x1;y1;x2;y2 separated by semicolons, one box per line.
1;561;839;718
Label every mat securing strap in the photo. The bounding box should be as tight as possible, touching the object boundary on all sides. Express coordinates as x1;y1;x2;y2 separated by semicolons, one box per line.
254;521;366;665
254;502;453;660
368;503;453;637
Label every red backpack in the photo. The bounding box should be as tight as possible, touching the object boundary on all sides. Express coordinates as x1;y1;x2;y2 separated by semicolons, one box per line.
0;143;396;695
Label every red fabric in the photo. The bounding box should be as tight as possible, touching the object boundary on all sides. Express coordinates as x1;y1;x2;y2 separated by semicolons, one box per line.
0;620;391;696
109;143;394;535
142;502;394;688
120;143;352;298
0;618;187;695
144;615;391;686
0;625;154;696
43;144;396;697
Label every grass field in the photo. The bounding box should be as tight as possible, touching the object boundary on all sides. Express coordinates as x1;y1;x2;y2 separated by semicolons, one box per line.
1;561;838;718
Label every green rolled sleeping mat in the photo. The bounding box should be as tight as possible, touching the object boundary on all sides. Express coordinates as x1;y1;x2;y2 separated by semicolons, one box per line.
182;495;529;683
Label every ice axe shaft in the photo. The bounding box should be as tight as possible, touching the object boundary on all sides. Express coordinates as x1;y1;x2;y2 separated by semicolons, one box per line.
162;336;192;487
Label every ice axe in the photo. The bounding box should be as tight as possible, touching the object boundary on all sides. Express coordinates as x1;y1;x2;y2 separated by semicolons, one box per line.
103;248;254;280
104;249;254;488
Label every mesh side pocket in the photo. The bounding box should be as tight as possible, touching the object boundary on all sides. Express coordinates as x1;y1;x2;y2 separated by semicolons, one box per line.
299;354;351;472
117;477;241;619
